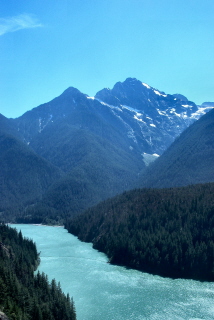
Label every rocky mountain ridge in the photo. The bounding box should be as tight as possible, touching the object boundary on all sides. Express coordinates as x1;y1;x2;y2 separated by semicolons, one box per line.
10;78;213;165
0;77;213;222
95;78;212;159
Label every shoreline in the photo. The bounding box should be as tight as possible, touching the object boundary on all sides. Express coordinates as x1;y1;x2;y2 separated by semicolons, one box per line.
8;223;64;228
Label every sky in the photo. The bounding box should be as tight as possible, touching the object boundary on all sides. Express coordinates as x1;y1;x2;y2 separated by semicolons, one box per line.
0;0;214;118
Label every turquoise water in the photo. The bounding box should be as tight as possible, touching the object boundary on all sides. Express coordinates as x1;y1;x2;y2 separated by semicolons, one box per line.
12;224;214;320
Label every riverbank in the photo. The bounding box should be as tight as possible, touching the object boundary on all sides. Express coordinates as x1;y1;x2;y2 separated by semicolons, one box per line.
13;224;214;320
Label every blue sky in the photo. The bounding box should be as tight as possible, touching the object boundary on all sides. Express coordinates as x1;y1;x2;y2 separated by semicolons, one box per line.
0;0;214;118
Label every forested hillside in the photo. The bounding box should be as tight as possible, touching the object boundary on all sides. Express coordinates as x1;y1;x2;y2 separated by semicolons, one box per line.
0;131;62;219
66;183;214;281
140;108;214;188
0;224;76;320
17;121;143;225
1;79;212;224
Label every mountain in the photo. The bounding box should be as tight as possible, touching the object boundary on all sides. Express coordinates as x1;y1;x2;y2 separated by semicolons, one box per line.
20;126;144;223
12;78;212;166
15;87;143;173
12;87;145;223
139;108;214;188
0;78;213;222
95;78;211;158
0;131;62;219
0;113;22;139
201;102;214;108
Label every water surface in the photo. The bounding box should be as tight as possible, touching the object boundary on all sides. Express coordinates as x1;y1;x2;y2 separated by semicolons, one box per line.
13;224;214;320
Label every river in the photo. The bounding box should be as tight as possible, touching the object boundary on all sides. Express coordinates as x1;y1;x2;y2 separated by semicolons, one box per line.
12;224;214;320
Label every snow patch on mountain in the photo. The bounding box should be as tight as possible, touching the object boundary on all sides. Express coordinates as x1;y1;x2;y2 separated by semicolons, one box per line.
191;105;214;119
142;83;151;89
92;78;214;157
134;114;145;123
153;90;167;97
96;99;122;111
156;109;167;116
142;152;159;166
38;114;53;133
121;105;140;113
182;104;192;108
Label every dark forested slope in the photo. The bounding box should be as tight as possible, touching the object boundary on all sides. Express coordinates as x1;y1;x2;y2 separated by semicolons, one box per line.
66;183;214;281
0;224;76;320
1;81;213;223
17;121;143;224
1;87;144;223
0;131;62;220
140;108;214;188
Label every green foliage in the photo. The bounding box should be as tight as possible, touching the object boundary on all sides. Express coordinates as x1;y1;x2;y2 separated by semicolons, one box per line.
0;224;76;320
66;183;214;281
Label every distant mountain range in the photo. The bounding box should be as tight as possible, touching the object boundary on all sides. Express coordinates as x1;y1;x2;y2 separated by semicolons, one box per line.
0;78;213;223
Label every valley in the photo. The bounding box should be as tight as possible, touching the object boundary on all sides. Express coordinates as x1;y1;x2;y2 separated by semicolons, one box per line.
13;224;214;320
0;78;213;224
1;78;214;320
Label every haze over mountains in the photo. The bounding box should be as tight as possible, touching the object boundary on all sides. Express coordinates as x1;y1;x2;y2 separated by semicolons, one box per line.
0;78;213;223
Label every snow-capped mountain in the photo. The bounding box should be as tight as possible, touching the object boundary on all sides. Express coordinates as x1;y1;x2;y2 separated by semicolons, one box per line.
94;77;212;163
1;77;213;222
12;78;213;167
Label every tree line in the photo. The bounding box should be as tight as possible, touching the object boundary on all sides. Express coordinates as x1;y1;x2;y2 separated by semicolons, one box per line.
66;183;214;281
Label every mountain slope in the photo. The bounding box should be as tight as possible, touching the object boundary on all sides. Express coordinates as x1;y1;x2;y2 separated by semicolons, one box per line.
0;113;23;139
21;127;143;224
25;89;144;173
1;78;213;222
13;79;212;165
7;88;144;222
0;131;62;219
140;108;214;188
95;77;211;157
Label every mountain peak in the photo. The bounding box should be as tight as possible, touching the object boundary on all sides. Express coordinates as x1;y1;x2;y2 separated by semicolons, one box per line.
173;94;188;101
62;86;84;96
114;77;149;90
123;77;141;84
202;102;214;107
1;78;214;224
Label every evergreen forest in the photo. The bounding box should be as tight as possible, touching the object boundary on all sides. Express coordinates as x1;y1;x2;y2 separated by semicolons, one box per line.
0;224;76;320
140;108;214;188
66;183;214;281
